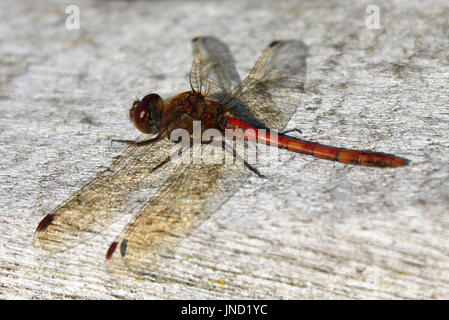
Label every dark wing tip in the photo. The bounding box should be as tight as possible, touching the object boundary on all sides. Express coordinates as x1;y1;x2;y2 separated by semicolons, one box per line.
36;213;54;232
192;36;219;43
120;239;128;257
269;40;282;48
106;241;118;260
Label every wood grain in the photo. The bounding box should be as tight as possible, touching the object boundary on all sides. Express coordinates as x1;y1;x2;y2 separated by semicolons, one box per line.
1;0;448;299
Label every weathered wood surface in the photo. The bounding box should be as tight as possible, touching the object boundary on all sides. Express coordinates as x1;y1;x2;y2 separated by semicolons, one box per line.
1;0;448;299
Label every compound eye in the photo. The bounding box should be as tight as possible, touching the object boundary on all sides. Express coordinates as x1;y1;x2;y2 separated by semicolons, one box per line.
129;100;140;122
129;94;164;134
129;99;154;134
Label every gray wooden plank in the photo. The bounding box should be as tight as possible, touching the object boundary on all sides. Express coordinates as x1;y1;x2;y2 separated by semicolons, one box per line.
1;0;448;299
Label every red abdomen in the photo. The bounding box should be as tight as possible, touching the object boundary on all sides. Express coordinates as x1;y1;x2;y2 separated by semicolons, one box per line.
225;117;409;168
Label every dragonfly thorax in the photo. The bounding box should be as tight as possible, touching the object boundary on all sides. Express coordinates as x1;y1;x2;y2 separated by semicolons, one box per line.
159;91;228;136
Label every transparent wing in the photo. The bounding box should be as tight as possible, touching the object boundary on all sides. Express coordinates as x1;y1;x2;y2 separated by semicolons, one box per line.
226;40;308;131
190;36;241;99
106;143;249;276
34;135;177;253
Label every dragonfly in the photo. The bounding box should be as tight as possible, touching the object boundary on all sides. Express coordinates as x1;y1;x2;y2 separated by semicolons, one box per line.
34;37;409;275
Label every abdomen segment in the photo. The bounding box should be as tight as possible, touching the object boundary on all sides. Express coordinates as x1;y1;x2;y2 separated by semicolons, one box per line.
225;117;409;168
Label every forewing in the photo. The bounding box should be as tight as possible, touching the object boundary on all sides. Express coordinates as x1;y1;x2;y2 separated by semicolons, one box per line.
34;135;176;253
227;40;307;131
190;36;241;100
106;143;249;276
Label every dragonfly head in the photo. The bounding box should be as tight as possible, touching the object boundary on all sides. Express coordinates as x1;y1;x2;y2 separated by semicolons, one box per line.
129;94;164;134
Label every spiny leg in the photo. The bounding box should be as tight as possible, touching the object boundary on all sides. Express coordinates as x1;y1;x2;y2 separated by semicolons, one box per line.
111;134;162;147
150;156;172;173
280;128;302;135
222;141;265;178
150;137;218;173
150;139;195;173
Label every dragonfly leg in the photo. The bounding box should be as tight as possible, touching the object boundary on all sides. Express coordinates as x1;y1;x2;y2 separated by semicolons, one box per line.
280;128;302;135
111;135;162;147
242;158;265;178
150;139;196;173
222;141;265;178
150;156;172;173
